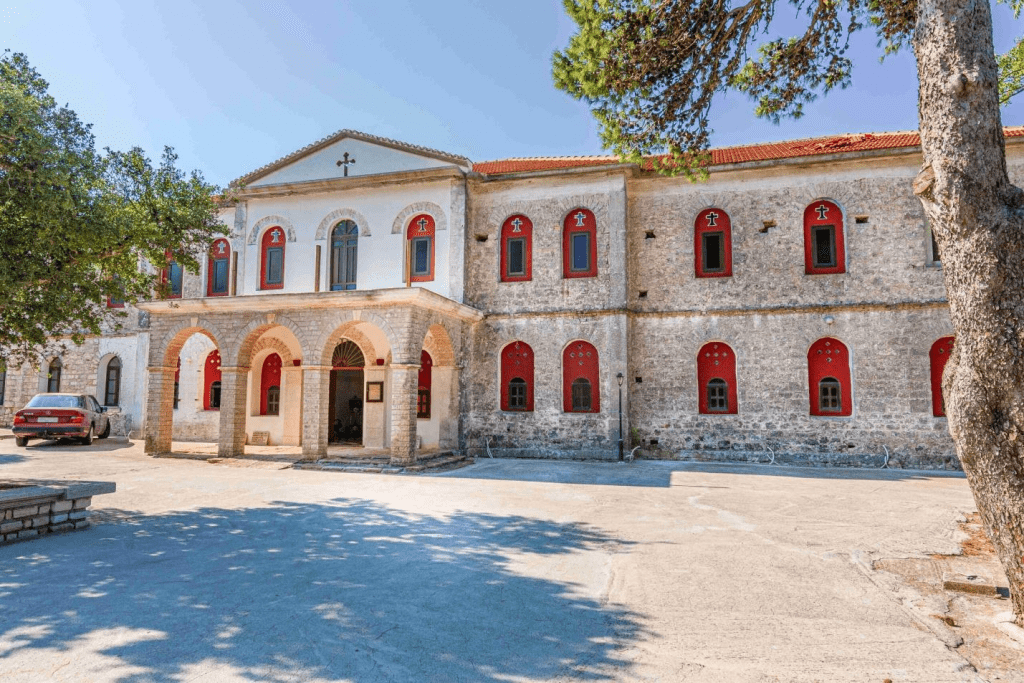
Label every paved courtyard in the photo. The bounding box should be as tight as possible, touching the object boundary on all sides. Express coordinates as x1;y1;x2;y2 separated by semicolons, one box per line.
0;440;1009;682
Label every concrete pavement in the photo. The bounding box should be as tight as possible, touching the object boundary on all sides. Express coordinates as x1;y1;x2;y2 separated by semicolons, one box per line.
0;439;1007;682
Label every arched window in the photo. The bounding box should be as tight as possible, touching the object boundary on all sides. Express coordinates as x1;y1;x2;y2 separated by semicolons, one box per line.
563;340;600;413
418;350;432;418
207;238;230;297
930;336;955;417
500;215;533;282
694;208;733;278
161;253;183;299
500;341;534;411
563;208;597;278
807;338;852;416
204;350;221;410
260;226;286;290
104;357;122;406
804;200;846;274
261;353;283;416
697;342;738;414
330;220;359;290
47;358;62;393
407;214;435;283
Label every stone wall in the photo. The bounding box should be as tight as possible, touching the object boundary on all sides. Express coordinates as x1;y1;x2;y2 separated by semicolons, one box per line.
0;481;115;544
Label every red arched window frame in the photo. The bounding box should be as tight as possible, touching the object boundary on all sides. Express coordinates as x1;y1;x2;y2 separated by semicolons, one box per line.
207;238;230;297
418;350;433;418
260;353;282;416
808;337;852;416
500;341;534;411
563;208;597;279
260;227;286;290
930;336;955;417
407;214;435;283
562;340;600;413
694;208;733;278
804;200;846;275
203;350;222;411
500;214;533;282
697;342;738;414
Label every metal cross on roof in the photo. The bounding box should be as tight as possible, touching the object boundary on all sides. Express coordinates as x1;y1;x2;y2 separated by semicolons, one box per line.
815;204;829;220
706;211;718;227
336;152;356;177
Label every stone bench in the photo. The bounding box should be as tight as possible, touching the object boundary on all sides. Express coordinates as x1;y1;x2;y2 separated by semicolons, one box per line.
0;481;116;544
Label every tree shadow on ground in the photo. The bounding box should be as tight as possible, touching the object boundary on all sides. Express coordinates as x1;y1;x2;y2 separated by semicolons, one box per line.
438;458;965;488
0;499;647;682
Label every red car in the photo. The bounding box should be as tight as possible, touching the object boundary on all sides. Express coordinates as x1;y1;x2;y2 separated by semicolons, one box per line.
12;393;112;447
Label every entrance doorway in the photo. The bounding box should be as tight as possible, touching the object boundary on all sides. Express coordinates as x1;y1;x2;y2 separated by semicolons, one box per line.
328;341;365;445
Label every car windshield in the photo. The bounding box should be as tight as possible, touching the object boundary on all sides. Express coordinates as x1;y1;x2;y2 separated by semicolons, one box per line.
26;395;85;409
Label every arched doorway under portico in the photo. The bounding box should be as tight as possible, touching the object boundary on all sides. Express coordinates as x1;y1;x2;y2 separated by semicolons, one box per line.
329;341;365;444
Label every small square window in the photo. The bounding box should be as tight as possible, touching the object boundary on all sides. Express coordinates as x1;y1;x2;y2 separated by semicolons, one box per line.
266;386;280;415
812;226;836;268
571;378;592;412
168;262;183;297
707;379;728;412
417;388;431;418
818;379;841;412
930;227;941;264
507;238;525;276
508;378;527;410
212;259;229;294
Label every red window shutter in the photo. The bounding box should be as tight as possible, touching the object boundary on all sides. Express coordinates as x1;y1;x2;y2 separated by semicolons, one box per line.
562;208;598;279
500;341;534;411
930;336;955;417
500;215;533;282
407;214;435;283
260;353;282;415
260;227;286;290
807;337;852;416
697;342;738;414
694;208;733;278
418;350;433;391
203;350;222;410
803;200;846;275
562;340;600;412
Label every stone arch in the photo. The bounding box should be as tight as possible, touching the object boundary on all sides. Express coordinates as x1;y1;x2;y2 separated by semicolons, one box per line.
422;322;456;367
231;315;308;368
313;311;399;366
248;215;297;245
798;184;856;217
391;201;447;234
318;319;393;368
315;208;371;240
154;321;223;368
553;194;610;229
249;337;296;365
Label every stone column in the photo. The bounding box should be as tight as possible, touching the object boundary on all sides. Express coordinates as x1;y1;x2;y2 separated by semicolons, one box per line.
301;366;331;461
433;365;459;450
389;363;419;466
144;366;176;455
281;366;303;446
217;366;248;458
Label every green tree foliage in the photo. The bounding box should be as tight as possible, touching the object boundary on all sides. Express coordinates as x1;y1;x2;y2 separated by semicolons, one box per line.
0;52;224;360
998;37;1024;105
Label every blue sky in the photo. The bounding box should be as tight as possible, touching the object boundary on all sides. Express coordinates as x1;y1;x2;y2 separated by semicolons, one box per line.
4;1;1023;187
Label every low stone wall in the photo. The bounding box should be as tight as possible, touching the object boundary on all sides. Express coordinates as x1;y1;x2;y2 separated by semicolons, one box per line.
0;481;116;544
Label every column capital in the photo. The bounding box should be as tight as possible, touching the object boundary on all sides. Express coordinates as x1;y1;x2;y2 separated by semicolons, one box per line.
147;366;177;374
219;366;250;374
390;363;421;370
302;365;334;372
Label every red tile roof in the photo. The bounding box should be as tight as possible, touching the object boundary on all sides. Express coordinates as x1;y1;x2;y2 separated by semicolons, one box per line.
473;127;1024;175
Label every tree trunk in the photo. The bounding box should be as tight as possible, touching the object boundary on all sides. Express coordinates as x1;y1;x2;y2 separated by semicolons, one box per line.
913;0;1024;626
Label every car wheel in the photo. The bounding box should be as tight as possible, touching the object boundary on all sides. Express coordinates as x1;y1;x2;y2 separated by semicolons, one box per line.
15;437;29;447
98;419;110;439
81;425;94;446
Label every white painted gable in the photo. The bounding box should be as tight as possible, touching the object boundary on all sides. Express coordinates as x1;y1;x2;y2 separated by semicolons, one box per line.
249;137;463;187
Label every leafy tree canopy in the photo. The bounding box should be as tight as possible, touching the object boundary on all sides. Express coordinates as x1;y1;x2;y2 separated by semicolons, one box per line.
552;0;1024;176
0;51;225;362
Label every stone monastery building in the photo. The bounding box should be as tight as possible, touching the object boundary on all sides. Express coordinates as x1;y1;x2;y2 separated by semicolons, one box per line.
5;128;1024;468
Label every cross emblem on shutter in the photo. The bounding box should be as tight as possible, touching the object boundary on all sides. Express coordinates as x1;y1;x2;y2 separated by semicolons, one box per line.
336;152;356;177
574;211;586;227
815;204;829;220
271;229;282;243
216;242;227;255
511;217;523;232
417;218;428;232
706;211;718;227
